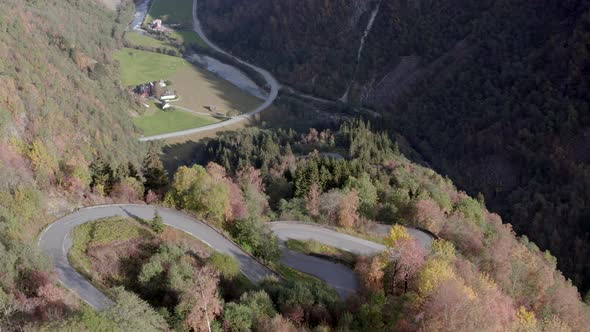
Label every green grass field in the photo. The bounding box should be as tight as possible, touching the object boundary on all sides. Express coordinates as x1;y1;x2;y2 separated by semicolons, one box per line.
134;107;219;136
115;47;260;135
145;0;208;48
146;0;193;26
114;48;188;86
169;30;208;48
125;32;176;52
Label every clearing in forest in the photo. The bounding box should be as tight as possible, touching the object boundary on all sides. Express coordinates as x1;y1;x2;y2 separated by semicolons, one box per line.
114;48;260;135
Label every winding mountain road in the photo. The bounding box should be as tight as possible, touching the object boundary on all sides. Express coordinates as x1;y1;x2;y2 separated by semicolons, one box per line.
138;0;280;141
270;222;384;297
270;222;433;297
39;205;433;310
38;205;276;310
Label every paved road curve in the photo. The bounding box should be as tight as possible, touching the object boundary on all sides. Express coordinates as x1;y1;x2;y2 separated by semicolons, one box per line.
38;205;276;310
268;222;434;297
39;205;434;309
269;222;385;298
270;222;434;254
270;222;387;255
138;0;280;141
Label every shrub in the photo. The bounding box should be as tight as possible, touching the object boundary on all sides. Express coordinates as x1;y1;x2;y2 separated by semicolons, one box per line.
106;287;169;331
112;177;144;202
230;218;280;262
255;231;281;263
239;291;276;320
147;211;165;234
168;165;230;223
208;252;241;279
224;303;253;332
256;315;297;332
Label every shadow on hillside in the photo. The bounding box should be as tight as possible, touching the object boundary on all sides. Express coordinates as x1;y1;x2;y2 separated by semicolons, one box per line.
161;139;207;176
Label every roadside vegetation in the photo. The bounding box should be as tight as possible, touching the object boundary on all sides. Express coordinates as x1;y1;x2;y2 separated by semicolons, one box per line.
68;216;210;288
64;213;341;331
124;31;177;54
285;239;357;269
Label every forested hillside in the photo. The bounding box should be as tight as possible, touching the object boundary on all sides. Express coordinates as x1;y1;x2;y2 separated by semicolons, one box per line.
200;0;590;294
0;0;160;327
199;0;491;99
2;0;590;329
186;122;590;331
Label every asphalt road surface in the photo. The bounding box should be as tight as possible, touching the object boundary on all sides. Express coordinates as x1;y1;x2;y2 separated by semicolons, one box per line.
38;205;275;310
39;205;434;309
269;222;434;298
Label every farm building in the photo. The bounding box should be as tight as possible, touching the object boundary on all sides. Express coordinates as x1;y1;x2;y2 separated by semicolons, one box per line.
151;19;163;31
160;92;177;101
133;81;177;102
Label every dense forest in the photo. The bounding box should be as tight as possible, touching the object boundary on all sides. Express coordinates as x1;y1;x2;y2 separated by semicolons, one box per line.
200;0;590;294
60;121;589;330
167;121;589;331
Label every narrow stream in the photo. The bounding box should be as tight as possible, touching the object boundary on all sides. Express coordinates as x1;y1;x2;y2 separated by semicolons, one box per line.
340;0;382;102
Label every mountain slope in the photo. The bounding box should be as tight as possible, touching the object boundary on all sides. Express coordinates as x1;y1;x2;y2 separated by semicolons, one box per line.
0;0;143;180
0;0;151;327
199;0;590;294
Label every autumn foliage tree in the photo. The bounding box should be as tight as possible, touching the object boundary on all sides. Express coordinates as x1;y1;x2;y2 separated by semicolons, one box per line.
319;189;360;228
177;266;222;332
339;190;361;228
166;165;230;224
236;166;270;219
305;182;321;218
355;255;385;293
410;198;446;234
384;225;425;293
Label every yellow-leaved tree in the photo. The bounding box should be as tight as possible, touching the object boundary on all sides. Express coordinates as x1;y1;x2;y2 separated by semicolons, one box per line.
386;224;411;248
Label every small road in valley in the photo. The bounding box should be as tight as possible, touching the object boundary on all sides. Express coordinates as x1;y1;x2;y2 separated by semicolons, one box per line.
39;205;433;309
138;0;280;141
